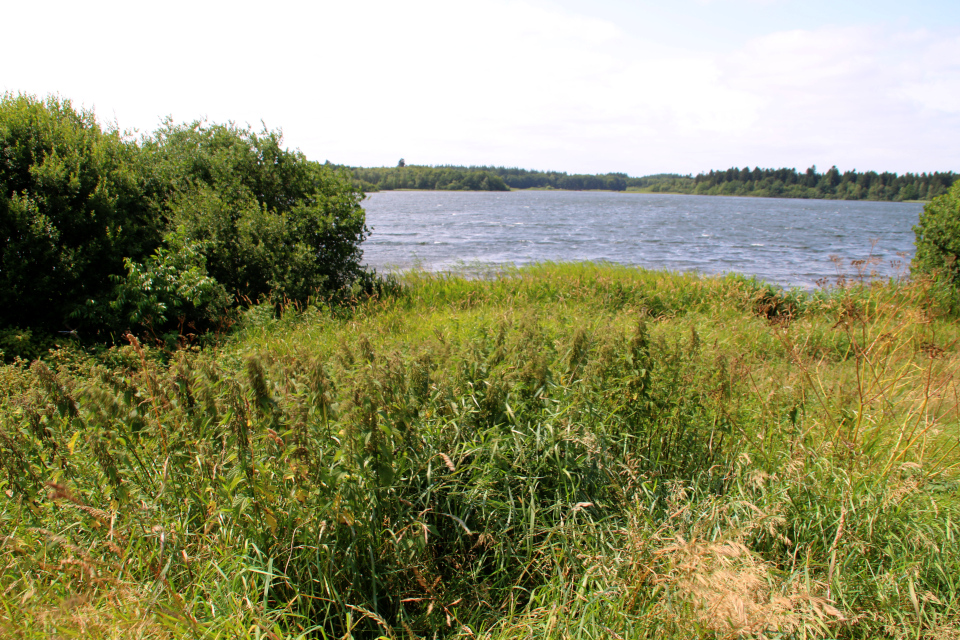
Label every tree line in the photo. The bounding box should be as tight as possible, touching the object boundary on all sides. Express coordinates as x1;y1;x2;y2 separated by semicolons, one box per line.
632;166;957;201
347;163;629;192
349;165;511;192
349;162;956;202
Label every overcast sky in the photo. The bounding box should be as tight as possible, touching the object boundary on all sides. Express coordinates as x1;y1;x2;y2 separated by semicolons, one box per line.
3;0;958;176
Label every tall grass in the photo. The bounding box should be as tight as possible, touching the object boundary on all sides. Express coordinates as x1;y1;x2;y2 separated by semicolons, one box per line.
1;263;958;639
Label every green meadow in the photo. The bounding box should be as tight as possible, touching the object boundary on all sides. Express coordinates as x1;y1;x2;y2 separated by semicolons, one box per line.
2;262;959;639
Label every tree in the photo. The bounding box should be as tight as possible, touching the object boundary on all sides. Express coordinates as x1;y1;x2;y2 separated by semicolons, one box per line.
913;180;960;286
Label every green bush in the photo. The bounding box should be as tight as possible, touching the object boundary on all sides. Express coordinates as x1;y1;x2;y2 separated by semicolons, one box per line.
146;120;368;304
0;94;160;336
109;230;233;344
0;326;54;361
913;180;960;285
1;94;371;351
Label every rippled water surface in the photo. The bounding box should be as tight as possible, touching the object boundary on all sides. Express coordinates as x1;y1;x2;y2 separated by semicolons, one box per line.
361;191;922;288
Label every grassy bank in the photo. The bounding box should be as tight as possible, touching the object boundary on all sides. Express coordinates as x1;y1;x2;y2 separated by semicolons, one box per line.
2;263;959;639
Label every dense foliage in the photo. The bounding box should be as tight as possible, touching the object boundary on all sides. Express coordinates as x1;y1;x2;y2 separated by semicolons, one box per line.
0;94;160;339
2;264;958;639
0;94;369;354
912;180;960;286
135;120;369;322
632;165;957;201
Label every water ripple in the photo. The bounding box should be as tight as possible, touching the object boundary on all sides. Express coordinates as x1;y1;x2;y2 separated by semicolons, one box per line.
362;191;922;288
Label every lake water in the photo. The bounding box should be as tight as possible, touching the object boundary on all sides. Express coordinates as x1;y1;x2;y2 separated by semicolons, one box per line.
361;190;923;288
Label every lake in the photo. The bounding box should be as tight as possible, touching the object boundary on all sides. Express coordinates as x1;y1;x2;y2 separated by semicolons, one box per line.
361;190;923;288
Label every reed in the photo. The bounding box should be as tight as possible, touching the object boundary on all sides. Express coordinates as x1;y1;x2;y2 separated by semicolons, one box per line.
1;263;958;639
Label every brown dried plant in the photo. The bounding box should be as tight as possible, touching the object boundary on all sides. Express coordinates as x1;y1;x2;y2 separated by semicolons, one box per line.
649;535;843;639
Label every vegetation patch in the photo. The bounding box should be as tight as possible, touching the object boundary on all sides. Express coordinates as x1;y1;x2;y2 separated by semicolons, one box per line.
1;263;958;639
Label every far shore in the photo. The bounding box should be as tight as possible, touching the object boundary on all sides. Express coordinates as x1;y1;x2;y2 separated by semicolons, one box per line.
365;187;930;202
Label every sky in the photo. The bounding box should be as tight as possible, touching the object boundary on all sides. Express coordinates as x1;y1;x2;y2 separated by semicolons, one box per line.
3;0;959;176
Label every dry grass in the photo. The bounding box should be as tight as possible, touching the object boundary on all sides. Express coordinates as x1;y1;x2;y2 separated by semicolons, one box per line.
648;536;842;639
0;590;175;640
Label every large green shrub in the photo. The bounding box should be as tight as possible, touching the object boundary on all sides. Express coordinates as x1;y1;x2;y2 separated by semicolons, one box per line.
145;120;368;303
0;94;160;335
913;180;960;285
1;94;370;349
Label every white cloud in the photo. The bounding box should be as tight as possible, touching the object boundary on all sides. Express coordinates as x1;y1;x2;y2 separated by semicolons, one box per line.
712;26;960;172
1;0;957;174
900;35;960;114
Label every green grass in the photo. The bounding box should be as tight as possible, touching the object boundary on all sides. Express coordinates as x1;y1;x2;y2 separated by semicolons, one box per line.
2;262;959;639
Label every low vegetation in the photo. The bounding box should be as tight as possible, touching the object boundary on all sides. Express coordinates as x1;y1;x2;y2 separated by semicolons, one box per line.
2;262;959;639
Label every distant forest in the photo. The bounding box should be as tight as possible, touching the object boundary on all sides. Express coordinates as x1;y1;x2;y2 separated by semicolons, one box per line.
344;162;956;202
635;166;957;201
346;163;628;192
